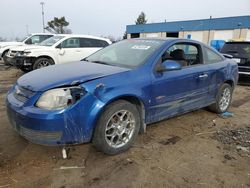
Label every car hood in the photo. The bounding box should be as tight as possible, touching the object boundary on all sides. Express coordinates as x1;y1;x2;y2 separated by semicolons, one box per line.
10;45;50;52
0;42;23;48
17;61;130;91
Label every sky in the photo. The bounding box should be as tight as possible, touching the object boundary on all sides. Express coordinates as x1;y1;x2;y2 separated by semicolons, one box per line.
0;0;250;40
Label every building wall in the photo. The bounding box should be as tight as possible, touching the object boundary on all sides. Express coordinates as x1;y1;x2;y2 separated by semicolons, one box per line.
183;31;203;42
247;30;250;40
214;30;233;41
127;28;250;42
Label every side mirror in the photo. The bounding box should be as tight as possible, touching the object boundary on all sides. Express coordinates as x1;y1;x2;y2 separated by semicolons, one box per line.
59;49;65;55
157;60;181;72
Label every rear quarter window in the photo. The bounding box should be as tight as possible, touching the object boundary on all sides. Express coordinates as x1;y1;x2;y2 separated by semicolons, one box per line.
204;47;223;64
80;38;109;48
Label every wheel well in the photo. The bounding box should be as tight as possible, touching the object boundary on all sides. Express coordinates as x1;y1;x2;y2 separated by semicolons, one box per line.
2;49;9;57
36;56;55;64
224;80;234;89
106;96;146;134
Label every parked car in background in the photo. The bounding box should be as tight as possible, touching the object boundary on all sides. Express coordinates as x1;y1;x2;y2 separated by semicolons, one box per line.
6;38;238;155
0;33;54;64
220;41;250;78
6;34;111;72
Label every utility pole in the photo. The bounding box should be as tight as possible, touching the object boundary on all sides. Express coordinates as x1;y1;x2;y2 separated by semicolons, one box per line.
40;2;45;33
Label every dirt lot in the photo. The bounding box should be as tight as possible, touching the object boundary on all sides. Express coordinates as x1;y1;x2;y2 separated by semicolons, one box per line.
0;63;249;188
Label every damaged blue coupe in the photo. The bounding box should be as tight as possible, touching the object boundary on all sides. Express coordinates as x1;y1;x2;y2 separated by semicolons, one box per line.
6;38;238;154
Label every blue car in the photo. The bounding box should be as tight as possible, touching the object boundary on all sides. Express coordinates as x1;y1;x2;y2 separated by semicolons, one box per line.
6;38;238;155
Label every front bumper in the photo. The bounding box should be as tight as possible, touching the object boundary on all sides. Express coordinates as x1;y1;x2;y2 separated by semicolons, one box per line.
5;55;33;68
6;86;100;146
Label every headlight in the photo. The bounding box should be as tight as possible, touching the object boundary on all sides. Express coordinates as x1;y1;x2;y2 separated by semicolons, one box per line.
16;51;31;56
36;87;86;110
23;51;31;56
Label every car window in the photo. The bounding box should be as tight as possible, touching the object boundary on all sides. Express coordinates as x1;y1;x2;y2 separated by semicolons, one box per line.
162;43;201;67
220;42;250;55
39;35;53;42
80;38;109;48
25;35;40;44
204;47;223;64
61;38;80;48
40;36;65;46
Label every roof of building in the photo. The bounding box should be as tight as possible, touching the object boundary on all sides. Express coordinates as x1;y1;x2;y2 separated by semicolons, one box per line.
126;15;250;34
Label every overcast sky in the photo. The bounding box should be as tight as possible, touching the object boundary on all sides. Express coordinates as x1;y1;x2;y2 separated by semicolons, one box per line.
0;0;250;40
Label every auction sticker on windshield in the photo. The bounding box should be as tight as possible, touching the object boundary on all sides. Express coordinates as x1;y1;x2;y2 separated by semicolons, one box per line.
131;45;151;50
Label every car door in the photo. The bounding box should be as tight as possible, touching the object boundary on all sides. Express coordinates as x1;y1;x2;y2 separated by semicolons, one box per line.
147;42;212;124
57;37;82;64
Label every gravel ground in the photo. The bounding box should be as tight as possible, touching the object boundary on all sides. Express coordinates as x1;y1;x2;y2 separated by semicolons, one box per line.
0;63;250;188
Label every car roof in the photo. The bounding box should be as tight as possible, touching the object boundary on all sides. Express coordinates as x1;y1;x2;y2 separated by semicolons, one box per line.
53;34;111;43
30;33;55;35
131;37;203;45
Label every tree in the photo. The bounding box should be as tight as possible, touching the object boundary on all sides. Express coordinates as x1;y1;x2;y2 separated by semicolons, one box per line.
135;12;147;25
123;32;127;39
45;17;72;34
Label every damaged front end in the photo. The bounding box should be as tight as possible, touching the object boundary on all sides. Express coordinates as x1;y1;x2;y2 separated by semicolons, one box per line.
6;82;106;146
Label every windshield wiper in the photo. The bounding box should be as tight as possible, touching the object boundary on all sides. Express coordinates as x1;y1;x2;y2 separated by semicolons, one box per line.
91;60;111;65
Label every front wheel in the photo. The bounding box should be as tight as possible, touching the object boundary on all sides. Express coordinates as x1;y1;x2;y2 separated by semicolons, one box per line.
209;83;232;113
33;57;54;70
2;50;9;65
93;100;140;155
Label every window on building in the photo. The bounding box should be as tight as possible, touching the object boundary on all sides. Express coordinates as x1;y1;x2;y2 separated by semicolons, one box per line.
131;33;140;38
166;32;179;38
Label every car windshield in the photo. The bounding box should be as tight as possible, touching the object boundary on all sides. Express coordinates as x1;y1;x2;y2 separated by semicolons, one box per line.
220;42;250;55
39;36;65;46
85;39;165;68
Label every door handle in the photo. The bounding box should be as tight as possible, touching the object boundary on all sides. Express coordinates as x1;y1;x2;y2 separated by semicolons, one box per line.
75;50;81;52
198;74;208;78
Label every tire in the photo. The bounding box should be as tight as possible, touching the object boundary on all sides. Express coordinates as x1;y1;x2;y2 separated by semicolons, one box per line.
209;83;232;113
2;50;9;65
20;66;31;73
33;57;54;70
93;100;140;155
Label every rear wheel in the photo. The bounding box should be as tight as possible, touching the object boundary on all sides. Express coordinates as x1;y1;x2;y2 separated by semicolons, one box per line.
209;83;232;113
33;57;54;70
93;100;140;155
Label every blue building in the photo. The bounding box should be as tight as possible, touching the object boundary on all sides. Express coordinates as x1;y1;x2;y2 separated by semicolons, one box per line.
126;15;250;44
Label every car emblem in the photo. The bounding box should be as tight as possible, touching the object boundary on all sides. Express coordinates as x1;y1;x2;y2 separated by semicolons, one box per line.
16;88;21;95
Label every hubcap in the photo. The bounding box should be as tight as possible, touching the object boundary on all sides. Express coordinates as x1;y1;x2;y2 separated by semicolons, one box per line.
219;87;231;111
105;110;136;148
37;60;50;68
